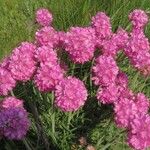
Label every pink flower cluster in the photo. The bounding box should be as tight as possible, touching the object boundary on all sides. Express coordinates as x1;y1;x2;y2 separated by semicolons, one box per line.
55;77;88;111
36;8;53;26
91;9;150;149
9;42;36;81
1;8;150;149
125;10;150;76
64;27;96;63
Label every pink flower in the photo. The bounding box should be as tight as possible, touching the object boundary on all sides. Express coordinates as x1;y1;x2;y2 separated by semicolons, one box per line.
92;55;119;86
127;114;150;150
134;93;149;115
97;84;118;104
112;28;129;49
35;45;58;64
114;92;149;128
9;42;36;82
124;26;150;75
64;27;96;64
0;97;23;110
36;8;53;26
35;26;59;47
0;67;16;96
101;28;129;56
129;9;148;28
92;12;112;40
55;76;88;112
34;62;64;92
114;96;137;128
101;39;118;56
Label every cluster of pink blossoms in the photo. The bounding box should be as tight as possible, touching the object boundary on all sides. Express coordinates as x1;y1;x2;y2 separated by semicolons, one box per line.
125;10;150;76
92;9;150;150
0;8;89;140
1;7;150;149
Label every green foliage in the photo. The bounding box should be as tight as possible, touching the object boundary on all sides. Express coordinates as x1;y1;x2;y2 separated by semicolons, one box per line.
1;0;150;150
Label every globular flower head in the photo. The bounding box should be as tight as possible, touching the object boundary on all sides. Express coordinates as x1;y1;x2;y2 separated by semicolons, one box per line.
112;28;129;49
0;107;30;140
101;28;129;56
91;12;112;40
101;39;118;56
134;93;149;115
114;92;149;129
0;67;16;96
34;62;64;92
97;84;118;104
9;42;36;82
35;45;58;64
55;76;88;112
92;55;119;86
64;27;96;64
129;9;148;28
36;8;53;26
114;96;137;128
124;27;150;75
0;97;23;110
35;26;59;47
128;50;150;76
125;29;149;57
127;114;150;150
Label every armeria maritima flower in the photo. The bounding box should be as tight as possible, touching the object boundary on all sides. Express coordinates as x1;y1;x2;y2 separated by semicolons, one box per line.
0;97;23;110
92;55;119;86
34;62;64;92
35;45;58;64
114;92;149;128
64;27;96;64
129;9;148;29
35;26;59;47
127;114;150;150
9;42;36;82
0;67;16;96
36;8;53;26
92;12;112;40
96;84;118;104
55;76;88;112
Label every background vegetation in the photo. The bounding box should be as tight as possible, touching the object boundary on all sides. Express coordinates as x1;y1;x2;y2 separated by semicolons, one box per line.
1;0;150;149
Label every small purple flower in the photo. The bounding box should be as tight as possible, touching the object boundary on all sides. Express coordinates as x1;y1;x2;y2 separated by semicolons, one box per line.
0;107;30;140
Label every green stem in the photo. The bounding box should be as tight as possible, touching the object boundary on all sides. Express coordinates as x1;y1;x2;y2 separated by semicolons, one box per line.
10;90;15;97
71;63;76;76
51;92;55;134
67;112;73;128
22;138;34;150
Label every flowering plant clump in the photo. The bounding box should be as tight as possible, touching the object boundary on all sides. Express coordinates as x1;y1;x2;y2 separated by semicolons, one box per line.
1;7;150;150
